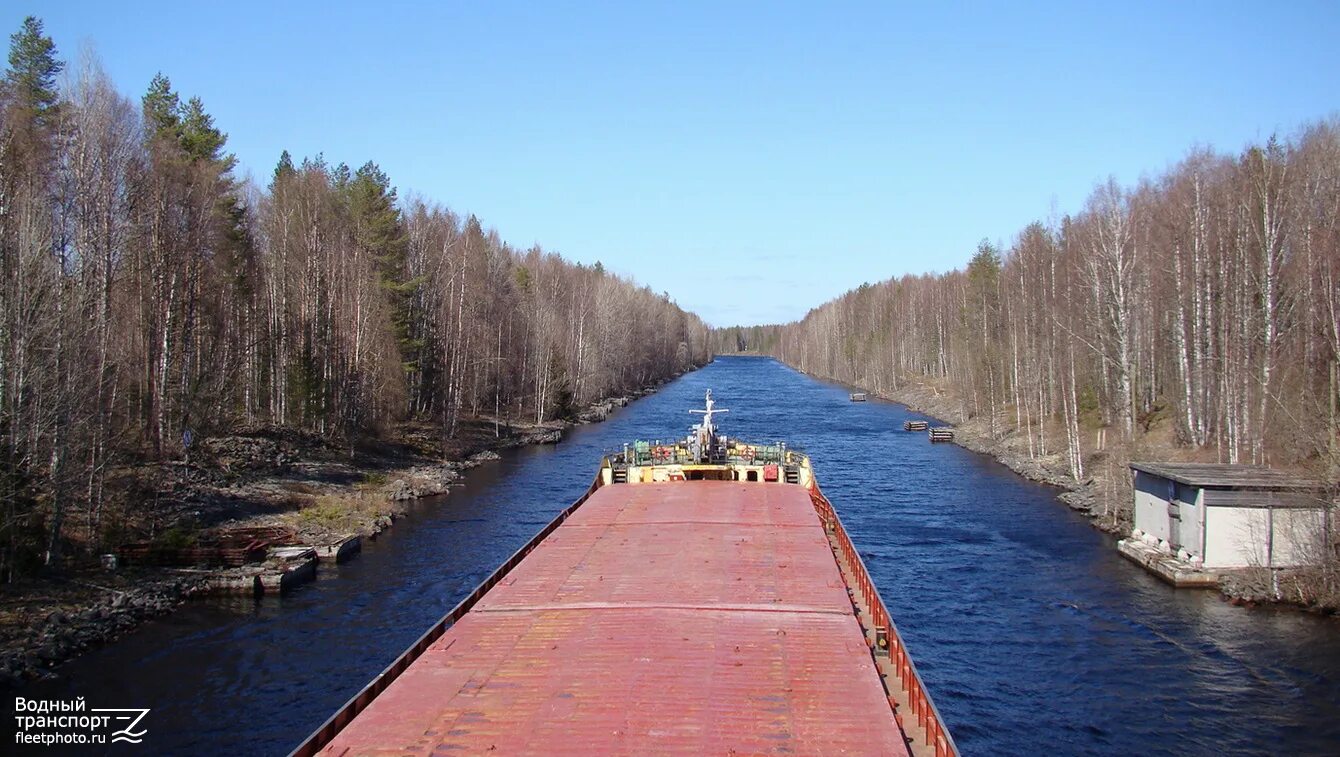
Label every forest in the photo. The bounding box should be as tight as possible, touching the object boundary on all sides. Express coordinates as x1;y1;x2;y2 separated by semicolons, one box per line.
0;18;709;576
715;119;1340;510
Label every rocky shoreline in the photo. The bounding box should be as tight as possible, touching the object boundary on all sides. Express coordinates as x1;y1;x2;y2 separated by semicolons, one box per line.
0;572;210;687
876;382;1117;531
830;377;1335;615
1;379;678;687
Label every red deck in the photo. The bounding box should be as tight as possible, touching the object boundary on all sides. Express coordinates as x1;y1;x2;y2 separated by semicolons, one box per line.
319;481;909;756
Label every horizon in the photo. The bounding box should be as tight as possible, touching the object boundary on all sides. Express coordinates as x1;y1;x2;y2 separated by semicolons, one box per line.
22;1;1340;327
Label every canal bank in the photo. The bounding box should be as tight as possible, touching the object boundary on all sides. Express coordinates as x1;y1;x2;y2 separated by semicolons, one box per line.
0;373;692;687
770;364;1339;615
871;380;1123;531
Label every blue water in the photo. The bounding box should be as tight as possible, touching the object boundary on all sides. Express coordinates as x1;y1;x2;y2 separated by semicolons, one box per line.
17;356;1340;755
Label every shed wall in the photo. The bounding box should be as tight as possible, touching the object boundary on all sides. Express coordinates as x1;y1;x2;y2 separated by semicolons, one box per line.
1204;506;1269;568
1133;471;1171;542
1270;508;1327;566
1203;506;1327;568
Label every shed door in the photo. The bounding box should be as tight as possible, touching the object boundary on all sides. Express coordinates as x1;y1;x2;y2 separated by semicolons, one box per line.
1166;480;1182;549
1167;503;1183;548
1179;485;1203;558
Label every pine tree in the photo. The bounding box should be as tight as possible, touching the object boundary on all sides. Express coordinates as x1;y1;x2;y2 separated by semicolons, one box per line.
273;149;296;185
346;161;419;369
4;16;62;122
179;95;233;168
142;73;180;138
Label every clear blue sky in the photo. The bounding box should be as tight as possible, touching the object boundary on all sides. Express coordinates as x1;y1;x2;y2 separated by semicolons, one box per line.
20;1;1340;326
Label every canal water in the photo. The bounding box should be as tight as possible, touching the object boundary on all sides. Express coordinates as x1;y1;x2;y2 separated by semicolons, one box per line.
18;356;1340;755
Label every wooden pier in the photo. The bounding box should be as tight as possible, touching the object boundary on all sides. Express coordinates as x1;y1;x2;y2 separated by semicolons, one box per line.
904;420;929;432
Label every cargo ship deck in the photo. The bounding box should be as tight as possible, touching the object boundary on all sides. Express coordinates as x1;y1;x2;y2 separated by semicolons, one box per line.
297;391;954;756
307;481;910;755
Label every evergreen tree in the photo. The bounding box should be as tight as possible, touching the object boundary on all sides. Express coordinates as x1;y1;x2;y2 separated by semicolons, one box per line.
348;162;405;275
143;76;234;171
179;95;232;167
346;161;418;367
4;16;61;121
142;73;180;138
331;161;351;189
967;238;1002;291
273;149;296;185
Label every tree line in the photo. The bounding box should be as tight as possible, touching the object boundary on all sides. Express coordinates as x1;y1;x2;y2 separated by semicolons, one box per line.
0;18;709;576
716;119;1340;487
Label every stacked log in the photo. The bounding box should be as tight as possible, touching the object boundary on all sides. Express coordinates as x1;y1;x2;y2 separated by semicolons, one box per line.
928;427;955;443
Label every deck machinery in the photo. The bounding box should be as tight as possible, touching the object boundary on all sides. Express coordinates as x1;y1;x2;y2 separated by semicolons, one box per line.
607;390;801;485
293;391;957;756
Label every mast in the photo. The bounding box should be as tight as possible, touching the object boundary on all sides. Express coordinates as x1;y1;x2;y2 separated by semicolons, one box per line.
688;390;728;462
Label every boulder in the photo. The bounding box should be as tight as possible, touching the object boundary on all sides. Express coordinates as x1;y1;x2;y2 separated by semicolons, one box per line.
387;479;414;501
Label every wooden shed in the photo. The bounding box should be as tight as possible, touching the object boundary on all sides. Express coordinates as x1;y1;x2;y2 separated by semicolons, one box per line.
1129;463;1331;570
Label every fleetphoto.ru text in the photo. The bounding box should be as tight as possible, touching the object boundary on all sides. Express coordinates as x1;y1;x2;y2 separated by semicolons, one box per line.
14;698;148;748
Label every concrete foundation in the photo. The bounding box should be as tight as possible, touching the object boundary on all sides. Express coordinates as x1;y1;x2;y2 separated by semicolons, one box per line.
261;547;318;593
1117;538;1221;588
202;547;319;595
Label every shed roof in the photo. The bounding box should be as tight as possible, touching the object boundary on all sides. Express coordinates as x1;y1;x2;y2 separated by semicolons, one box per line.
1129;462;1325;491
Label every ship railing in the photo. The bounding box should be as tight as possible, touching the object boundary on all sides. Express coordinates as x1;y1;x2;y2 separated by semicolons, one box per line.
810;488;959;757
611;447;786;467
